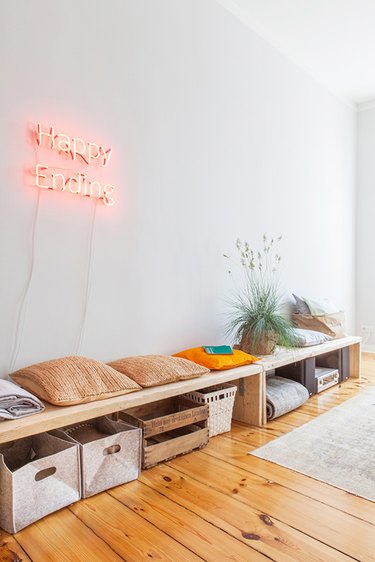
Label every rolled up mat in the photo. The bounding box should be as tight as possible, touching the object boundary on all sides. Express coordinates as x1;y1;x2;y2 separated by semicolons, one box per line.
266;376;309;420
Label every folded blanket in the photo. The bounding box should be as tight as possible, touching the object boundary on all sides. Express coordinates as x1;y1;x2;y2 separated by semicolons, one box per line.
266;376;309;420
0;379;45;420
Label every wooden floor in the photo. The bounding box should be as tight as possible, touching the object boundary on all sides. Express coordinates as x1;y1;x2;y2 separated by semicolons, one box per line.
1;354;374;562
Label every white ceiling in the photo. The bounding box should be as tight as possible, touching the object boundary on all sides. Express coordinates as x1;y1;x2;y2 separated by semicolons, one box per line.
217;0;375;108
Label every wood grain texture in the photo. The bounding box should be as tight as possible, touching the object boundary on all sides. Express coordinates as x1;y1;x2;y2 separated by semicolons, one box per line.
0;530;31;562
349;342;361;378
109;480;269;561
15;508;124;562
232;371;265;426
144;426;209;468
1;351;373;562
119;397;208;438
70;492;201;561
167;451;375;561
138;465;355;562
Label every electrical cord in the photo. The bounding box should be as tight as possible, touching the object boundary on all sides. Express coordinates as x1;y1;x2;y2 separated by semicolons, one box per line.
8;186;41;373
9;129;99;369
74;196;98;355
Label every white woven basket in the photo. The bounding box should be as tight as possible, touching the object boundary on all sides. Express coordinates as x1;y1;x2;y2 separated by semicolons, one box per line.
183;383;237;437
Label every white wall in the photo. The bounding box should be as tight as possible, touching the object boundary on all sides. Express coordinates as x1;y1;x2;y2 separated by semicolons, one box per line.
0;0;356;377
356;106;375;349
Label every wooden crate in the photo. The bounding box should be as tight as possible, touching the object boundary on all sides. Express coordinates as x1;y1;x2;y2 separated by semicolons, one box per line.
119;396;209;469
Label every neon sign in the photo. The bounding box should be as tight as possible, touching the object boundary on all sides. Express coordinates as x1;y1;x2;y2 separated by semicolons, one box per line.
33;123;116;206
36;124;112;166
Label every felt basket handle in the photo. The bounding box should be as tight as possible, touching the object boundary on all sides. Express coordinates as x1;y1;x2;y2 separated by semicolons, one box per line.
35;467;57;481
103;444;121;455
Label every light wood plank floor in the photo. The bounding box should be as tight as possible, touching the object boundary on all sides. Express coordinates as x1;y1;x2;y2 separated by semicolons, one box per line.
1;354;374;562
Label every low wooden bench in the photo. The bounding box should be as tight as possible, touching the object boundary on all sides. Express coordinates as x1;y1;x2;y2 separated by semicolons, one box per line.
0;363;264;444
0;336;362;445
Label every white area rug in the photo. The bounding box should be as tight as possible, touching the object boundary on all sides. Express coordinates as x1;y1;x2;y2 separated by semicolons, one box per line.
250;388;375;501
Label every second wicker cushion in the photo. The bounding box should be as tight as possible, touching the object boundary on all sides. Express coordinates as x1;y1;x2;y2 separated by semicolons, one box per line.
107;355;210;388
10;356;141;406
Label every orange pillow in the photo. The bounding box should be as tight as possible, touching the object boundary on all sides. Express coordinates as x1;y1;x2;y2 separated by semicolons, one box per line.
173;347;259;370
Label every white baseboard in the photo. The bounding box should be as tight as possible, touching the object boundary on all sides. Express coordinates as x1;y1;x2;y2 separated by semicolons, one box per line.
361;344;375;353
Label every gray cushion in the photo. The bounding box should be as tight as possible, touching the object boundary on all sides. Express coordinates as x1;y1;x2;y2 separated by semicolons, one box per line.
292;328;332;347
293;294;311;314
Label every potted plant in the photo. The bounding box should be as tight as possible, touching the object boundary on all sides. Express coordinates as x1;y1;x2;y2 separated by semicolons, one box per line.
224;235;295;355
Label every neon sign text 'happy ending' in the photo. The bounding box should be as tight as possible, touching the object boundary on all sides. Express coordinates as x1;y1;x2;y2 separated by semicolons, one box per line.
34;123;116;206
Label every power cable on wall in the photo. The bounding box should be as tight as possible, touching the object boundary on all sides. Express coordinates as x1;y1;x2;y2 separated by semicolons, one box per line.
8;187;41;374
73;197;98;355
8;130;100;370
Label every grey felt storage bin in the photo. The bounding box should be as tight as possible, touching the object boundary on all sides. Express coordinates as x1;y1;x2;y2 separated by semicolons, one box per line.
51;416;141;498
0;433;81;534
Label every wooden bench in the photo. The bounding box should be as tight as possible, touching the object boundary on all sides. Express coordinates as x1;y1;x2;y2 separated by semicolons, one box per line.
0;363;264;444
0;336;362;444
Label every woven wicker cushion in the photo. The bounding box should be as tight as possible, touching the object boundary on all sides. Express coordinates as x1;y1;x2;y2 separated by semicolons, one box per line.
173;347;259;370
10;356;141;406
107;355;210;388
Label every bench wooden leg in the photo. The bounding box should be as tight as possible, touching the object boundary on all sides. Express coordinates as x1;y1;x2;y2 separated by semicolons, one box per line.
349;342;361;378
231;372;265;427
